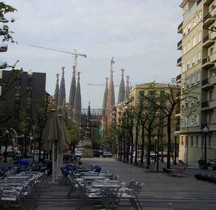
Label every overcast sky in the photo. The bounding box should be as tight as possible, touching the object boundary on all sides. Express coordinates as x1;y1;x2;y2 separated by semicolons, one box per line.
3;0;182;109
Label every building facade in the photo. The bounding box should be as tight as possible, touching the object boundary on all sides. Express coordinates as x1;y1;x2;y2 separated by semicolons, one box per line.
114;82;179;163
178;0;216;164
0;69;46;131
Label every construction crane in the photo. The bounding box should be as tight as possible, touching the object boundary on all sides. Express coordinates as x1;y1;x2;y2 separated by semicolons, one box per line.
87;83;119;87
28;44;87;70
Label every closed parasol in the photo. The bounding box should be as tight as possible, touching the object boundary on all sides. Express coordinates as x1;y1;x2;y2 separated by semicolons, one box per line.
43;109;70;183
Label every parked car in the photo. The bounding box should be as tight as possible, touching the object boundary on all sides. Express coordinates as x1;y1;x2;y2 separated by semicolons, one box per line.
75;150;82;158
93;150;100;157
102;151;113;158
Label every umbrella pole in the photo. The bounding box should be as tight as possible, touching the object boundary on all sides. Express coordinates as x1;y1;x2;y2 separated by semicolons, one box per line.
52;141;55;183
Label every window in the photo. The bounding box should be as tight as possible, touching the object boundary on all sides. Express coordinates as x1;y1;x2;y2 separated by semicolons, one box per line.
186;136;188;146
188;22;191;32
195;136;199;146
183;45;186;54
198;52;201;62
198;32;202;42
139;90;144;97
193;16;196;27
201;137;204;147
188;41;191;51
191;136;194;146
197;72;201;82
210;47;213;56
181;136;184;145
149;90;156;96
208;136;212;147
192;75;195;84
199;11;202;21
193;36;196;47
187;60;190;69
192;55;196;65
15;89;20;97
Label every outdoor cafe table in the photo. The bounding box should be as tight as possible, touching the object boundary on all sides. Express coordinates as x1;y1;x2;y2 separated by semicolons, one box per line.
90;180;122;209
81;175;108;184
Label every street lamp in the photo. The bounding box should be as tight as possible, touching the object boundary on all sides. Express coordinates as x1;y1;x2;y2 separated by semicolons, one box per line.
203;126;209;165
3;129;9;162
173;131;178;165
154;136;159;172
10;128;18;146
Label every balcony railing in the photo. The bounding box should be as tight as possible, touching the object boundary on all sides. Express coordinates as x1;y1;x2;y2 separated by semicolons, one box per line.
0;43;8;52
177;57;182;66
178;21;183;33
204;0;213;5
176;74;181;81
202;56;210;65
202;78;209;86
197;0;202;5
177;40;182;49
0;61;7;69
201;101;209;108
203;12;215;27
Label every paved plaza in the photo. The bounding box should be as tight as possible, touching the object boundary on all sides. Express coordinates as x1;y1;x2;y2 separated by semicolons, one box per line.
37;157;216;210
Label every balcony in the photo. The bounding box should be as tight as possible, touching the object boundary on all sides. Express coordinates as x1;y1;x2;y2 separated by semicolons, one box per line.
209;76;216;85
177;39;182;50
203;34;215;48
176;74;181;82
178;21;183;33
202;56;214;69
0;60;7;69
197;0;202;5
201;101;209;108
211;53;216;63
0;43;8;52
203;13;216;27
0;29;8;36
209;100;216;109
177;57;182;67
204;0;214;5
202;78;209;86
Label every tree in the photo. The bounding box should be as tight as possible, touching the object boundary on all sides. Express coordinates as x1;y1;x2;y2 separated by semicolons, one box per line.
0;2;17;43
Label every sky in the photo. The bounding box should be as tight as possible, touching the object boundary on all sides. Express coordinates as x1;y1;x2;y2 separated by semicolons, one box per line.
2;0;182;109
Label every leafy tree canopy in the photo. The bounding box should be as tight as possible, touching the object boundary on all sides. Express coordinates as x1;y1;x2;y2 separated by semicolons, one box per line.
0;2;17;43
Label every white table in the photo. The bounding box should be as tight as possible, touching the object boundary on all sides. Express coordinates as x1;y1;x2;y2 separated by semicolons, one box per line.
91;180;122;209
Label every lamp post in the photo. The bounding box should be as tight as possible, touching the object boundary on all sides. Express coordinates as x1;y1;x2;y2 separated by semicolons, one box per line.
10;128;18;146
203;126;209;165
173;131;178;165
21;134;25;157
154;136;159;172
3;129;9;162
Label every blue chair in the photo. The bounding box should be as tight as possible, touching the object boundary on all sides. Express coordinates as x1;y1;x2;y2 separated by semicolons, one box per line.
93;165;102;173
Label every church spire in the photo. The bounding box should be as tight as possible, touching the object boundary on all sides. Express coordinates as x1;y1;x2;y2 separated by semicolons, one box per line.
118;69;125;104
102;77;108;118
58;67;66;110
73;72;81;125
69;65;76;120
107;57;115;108
125;75;130;100
54;73;59;108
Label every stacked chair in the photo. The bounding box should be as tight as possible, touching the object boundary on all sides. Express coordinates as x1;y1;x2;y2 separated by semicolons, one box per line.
0;159;50;209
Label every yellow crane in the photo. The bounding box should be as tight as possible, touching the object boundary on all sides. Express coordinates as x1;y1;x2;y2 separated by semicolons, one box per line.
28;44;87;70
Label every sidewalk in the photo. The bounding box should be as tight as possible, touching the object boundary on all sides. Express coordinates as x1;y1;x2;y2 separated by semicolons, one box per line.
36;157;216;210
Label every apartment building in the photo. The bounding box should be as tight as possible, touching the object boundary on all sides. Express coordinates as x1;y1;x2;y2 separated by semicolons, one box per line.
0;69;46;130
178;0;216;165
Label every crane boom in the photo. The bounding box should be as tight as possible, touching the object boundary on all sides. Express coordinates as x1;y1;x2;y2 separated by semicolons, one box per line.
28;44;87;58
87;83;119;87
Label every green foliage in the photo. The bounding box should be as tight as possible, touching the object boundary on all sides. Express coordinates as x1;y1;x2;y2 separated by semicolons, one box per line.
0;2;17;43
65;119;79;146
